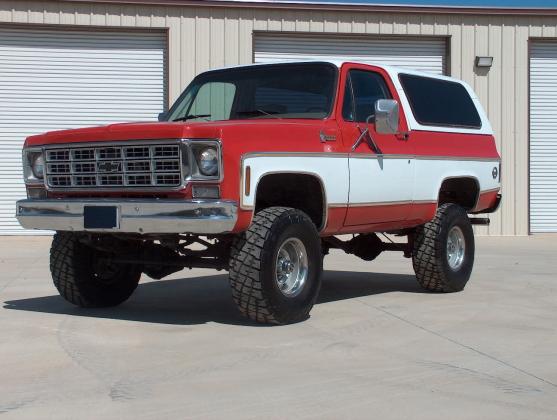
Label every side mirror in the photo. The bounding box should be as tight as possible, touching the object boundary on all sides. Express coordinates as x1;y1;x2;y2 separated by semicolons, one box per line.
158;111;167;122
374;99;399;135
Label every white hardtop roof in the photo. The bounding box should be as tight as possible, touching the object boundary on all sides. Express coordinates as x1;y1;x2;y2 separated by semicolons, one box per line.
204;59;492;136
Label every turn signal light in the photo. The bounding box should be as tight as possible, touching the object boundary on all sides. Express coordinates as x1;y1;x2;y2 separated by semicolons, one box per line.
192;185;220;199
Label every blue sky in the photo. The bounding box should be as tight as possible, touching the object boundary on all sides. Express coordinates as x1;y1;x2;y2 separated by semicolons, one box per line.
265;0;557;7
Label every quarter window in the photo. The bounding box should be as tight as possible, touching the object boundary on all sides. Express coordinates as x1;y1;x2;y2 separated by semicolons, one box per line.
399;74;482;129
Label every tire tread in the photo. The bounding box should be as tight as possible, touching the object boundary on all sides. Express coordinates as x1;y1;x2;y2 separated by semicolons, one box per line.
50;232;140;307
229;207;319;324
412;203;472;292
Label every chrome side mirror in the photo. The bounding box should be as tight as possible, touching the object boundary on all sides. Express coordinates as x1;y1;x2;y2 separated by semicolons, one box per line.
374;99;399;135
158;111;167;122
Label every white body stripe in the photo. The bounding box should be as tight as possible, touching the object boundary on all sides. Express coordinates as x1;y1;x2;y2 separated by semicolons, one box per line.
241;155;349;209
241;154;500;211
413;159;500;203
348;157;414;205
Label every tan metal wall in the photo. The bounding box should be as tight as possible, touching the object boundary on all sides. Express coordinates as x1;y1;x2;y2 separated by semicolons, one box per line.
1;1;556;235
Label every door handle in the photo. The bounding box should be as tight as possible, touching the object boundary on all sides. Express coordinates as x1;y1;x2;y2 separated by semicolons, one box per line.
396;132;410;141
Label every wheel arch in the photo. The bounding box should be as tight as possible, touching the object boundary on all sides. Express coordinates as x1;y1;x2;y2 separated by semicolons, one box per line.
436;175;481;211
252;171;328;231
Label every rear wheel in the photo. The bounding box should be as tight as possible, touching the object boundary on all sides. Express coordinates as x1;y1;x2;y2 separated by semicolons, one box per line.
412;203;475;292
50;232;142;307
229;207;322;325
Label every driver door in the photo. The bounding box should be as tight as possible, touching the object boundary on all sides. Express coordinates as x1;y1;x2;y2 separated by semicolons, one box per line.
340;66;414;226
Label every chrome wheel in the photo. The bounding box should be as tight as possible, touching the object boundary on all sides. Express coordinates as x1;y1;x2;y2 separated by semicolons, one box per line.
275;237;308;297
447;225;466;270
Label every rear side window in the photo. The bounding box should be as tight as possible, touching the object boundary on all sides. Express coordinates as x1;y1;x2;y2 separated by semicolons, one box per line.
399;74;482;129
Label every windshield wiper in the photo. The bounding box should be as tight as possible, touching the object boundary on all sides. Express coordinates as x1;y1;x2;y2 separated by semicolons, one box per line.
172;114;211;122
236;109;281;119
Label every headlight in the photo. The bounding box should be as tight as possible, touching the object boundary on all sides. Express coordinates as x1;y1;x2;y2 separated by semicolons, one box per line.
197;147;219;176
31;154;45;178
23;149;45;183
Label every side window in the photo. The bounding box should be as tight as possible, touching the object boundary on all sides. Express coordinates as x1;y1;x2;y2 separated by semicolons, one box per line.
343;70;390;123
399;74;482;128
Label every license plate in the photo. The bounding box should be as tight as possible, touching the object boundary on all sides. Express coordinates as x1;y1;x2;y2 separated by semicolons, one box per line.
84;206;118;229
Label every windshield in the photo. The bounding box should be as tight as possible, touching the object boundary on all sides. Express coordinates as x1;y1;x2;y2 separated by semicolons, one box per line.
165;62;337;122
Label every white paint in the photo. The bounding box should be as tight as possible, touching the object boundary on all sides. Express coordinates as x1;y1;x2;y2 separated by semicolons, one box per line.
384;66;494;136
413;158;501;205
242;154;500;216
0;27;167;234
348;157;414;205
241;154;350;209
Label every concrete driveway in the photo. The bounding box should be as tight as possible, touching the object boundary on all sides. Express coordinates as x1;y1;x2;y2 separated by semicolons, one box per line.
1;235;556;419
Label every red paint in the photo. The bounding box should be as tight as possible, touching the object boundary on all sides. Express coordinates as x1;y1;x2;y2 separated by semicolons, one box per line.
474;190;499;212
409;131;499;159
344;203;413;227
336;202;437;234
321;207;347;235
25;62;501;235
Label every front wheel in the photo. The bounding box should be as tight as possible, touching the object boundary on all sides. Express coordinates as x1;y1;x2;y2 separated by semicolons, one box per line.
412;203;475;292
229;207;322;325
50;232;142;307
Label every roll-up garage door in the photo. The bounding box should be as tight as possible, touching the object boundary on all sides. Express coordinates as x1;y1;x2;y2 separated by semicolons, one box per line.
530;42;557;233
0;27;167;234
254;34;446;75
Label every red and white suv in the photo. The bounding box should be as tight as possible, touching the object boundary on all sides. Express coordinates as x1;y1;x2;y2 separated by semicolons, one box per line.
17;61;501;324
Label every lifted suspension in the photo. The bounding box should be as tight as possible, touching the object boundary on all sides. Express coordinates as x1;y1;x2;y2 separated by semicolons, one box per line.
79;233;232;278
322;232;413;261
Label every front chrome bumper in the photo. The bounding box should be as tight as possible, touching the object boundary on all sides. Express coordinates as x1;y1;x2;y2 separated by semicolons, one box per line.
16;199;238;234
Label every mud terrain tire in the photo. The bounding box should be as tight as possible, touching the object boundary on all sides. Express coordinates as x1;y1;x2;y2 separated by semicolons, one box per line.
50;232;141;307
229;207;322;325
412;203;475;292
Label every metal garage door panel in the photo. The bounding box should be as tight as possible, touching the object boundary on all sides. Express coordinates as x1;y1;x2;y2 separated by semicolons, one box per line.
0;28;167;234
530;42;557;233
254;34;446;75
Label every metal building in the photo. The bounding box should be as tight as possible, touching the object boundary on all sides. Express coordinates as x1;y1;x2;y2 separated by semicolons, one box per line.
0;0;556;235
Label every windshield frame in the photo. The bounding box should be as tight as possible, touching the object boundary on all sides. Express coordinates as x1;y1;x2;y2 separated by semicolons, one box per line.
164;62;339;122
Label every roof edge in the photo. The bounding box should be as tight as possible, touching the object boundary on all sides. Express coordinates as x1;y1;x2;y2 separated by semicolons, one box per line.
59;0;557;16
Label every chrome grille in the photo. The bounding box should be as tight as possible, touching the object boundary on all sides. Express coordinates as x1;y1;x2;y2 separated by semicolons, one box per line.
44;142;183;190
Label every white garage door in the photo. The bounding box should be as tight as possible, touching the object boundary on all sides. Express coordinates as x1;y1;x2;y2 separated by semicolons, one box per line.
530;42;557;233
0;27;167;234
254;34;446;75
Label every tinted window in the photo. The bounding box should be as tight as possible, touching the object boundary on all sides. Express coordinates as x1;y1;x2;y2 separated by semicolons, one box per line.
188;82;236;121
254;86;329;115
399;74;481;128
343;70;390;123
166;63;337;121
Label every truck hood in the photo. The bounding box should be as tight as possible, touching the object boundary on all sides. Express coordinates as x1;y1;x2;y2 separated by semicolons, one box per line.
24;121;225;147
24;119;328;148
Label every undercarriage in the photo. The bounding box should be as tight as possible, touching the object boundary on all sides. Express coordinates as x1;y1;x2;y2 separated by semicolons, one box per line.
48;204;486;324
78;231;416;278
